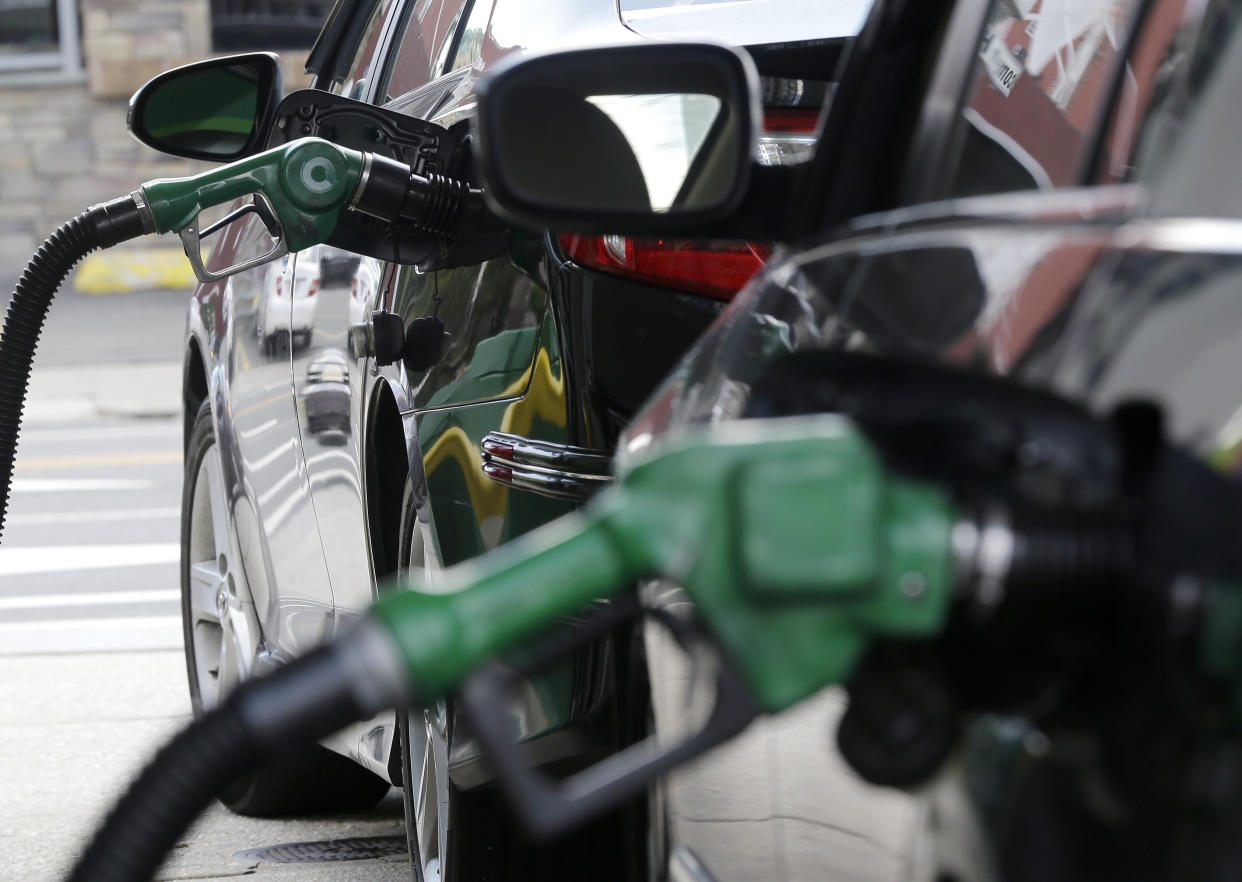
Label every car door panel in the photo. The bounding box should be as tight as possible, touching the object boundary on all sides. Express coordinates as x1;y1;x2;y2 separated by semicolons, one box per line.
197;213;339;662
289;0;453;623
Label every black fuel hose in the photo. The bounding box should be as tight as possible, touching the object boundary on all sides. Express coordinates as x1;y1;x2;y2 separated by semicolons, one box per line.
0;196;148;539
65;621;408;882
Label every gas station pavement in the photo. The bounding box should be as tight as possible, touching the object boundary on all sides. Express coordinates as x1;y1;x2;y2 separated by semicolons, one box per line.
0;286;410;879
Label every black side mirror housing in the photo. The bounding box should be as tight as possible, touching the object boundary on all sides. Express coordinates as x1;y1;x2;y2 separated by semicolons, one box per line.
128;52;283;162
474;42;763;237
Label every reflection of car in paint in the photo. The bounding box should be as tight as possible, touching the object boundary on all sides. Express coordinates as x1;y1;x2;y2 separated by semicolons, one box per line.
300;349;351;441
315;243;362;286
256;253;318;354
347;254;379;328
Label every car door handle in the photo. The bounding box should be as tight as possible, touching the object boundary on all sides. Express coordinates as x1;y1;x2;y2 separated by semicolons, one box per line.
480;432;612;502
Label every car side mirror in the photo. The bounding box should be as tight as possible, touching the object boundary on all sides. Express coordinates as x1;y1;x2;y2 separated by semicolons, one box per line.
128;52;283;162
475;42;760;235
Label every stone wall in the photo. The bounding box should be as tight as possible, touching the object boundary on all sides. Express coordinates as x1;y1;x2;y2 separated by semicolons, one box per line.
0;0;310;287
83;0;212;99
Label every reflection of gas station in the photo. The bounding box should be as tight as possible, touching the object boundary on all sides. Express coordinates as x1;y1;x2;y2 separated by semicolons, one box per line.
971;0;1134;185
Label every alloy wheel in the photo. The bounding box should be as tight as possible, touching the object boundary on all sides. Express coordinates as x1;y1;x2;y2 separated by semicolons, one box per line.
401;512;451;882
185;442;260;710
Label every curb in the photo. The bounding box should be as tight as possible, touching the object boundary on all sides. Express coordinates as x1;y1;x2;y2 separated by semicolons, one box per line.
74;247;197;295
24;361;182;425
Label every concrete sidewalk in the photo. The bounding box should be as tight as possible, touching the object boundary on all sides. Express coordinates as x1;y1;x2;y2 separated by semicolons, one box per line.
0;651;407;881
24;360;182;425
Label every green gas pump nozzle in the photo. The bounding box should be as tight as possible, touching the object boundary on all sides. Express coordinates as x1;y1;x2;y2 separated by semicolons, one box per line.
133;136;476;282
1;136;481;541
64;412;1149;881
375;414;957;713
358;414;961;835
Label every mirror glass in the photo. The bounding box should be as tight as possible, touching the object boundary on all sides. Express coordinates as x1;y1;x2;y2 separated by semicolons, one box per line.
583;93;725;212
137;62;263;158
487;52;749;219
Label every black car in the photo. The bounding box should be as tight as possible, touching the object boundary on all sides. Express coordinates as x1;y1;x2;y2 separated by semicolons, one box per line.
471;0;1242;879
123;0;935;878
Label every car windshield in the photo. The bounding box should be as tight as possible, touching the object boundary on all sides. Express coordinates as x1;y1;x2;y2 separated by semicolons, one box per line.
618;0;873;45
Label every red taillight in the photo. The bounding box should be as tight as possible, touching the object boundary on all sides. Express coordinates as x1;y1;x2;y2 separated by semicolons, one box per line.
554;109;815;300
307;279;319;297
274;277;283;296
558;234;769;301
482;437;516;459
762;108;820;133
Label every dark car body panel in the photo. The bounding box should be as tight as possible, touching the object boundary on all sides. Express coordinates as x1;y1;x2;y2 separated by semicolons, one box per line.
608;1;1241;879
184;0;824;787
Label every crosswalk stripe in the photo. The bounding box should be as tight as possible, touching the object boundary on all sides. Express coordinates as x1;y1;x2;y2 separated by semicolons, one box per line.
15;451;181;470
12;479;155;493
6;507;179;526
0;589;180;611
0;544;180;576
0;616;183;655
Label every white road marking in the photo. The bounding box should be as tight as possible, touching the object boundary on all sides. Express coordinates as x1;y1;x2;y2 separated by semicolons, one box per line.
245;438;299;473
0;615;183;655
238;418;279;440
19;423;179;443
0;589;179;611
6;507;179;526
0;544;179;576
11;478;155;493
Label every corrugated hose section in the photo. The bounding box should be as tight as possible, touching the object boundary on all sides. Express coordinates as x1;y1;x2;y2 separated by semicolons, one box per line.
0;196;146;540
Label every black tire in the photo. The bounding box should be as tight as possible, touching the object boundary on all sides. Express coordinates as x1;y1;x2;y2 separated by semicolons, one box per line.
397;481;442;881
181;398;390;816
394;479;639;881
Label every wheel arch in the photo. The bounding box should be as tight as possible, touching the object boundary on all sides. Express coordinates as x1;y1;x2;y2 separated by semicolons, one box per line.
364;378;411;586
182;336;209;454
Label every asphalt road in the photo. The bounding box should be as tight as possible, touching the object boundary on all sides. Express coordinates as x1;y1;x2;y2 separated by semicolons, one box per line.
0;285;408;880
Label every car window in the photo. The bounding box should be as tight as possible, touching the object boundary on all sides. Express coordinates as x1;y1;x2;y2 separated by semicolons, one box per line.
619;0;871;45
336;0;401;99
445;0;493;72
945;0;1147;197
381;0;472;102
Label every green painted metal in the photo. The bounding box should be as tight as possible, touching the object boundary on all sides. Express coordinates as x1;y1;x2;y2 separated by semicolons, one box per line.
1198;581;1242;723
373;414;959;714
141;138;364;251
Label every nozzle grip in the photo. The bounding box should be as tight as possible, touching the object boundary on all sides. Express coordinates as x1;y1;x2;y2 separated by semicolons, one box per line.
457;599;757;840
372;511;638;702
174;191;289;283
139;138;365;281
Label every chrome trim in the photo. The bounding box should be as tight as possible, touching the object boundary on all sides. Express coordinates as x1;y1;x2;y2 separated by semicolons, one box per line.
350;151;374;208
670;846;721;882
128;188;157;234
955;508;1014;614
480;432;613;502
178;191;289;283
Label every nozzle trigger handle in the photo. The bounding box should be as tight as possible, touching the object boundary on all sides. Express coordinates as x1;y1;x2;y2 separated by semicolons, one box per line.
176;191;290;283
456;594;758;840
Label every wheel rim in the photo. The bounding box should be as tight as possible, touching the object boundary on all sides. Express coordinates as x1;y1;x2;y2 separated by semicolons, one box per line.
403;519;450;882
186;443;259;711
407;703;450;882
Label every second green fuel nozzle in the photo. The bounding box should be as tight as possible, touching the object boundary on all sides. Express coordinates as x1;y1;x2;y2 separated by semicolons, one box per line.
66;412;1149;881
371;413;960;714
